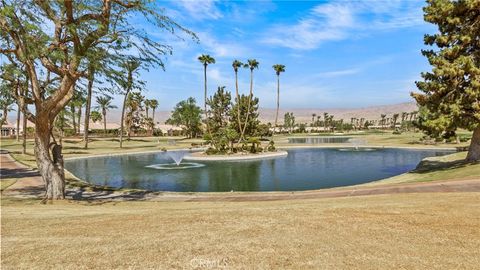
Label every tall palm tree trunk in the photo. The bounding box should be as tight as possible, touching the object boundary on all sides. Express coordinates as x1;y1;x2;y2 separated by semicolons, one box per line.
119;89;130;148
152;108;156;125
235;71;243;144
103;110;107;136
240;69;254;141
83;69;94;149
274;74;280;134
203;64;211;136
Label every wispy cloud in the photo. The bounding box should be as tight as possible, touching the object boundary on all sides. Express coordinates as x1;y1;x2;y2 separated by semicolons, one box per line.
314;68;361;78
175;0;223;20
197;32;249;58
262;1;425;50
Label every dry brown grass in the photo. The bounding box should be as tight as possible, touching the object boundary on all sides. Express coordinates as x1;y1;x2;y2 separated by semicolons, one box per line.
2;192;479;269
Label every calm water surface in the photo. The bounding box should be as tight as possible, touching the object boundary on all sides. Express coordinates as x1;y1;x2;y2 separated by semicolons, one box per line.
288;137;351;144
65;148;452;192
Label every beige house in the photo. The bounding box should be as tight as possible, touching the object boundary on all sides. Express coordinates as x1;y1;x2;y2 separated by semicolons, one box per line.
1;121;17;137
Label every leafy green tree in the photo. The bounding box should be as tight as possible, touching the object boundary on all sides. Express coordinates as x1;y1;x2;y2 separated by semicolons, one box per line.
198;54;216;133
240;59;259;141
95;95;117;136
412;0;480;161
0;61;30;153
230;94;260;138
0;1;195;199
166;97;202;138
210;127;238;153
206;86;232;134
272;64;285;134
0;77;15;128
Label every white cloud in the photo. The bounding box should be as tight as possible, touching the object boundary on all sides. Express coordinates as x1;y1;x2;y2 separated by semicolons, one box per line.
261;1;425;50
175;0;222;20
314;68;361;78
197;32;249;58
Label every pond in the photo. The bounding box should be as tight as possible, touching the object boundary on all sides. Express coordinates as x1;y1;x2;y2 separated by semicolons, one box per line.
65;148;453;192
288;137;352;144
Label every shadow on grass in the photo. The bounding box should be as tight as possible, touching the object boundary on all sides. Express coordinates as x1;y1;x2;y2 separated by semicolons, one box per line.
66;186;155;204
412;158;477;174
0;167;41;179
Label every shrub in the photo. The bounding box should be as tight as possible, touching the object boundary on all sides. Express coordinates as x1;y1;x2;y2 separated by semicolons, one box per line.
267;140;276;152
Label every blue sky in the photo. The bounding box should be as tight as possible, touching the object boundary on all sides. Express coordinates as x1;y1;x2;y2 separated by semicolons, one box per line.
136;0;435;110
5;0;435;111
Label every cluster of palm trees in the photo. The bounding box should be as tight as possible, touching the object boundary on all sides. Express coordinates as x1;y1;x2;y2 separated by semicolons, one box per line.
378;111;417;129
306;111;419;132
93;95;159;136
198;54;285;140
54;92;159;143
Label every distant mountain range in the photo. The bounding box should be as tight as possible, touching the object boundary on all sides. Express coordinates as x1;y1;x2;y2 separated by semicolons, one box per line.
257;102;418;123
7;102;418;125
104;101;418;124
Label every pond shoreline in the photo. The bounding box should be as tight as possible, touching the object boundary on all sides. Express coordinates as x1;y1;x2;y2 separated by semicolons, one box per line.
183;151;288;161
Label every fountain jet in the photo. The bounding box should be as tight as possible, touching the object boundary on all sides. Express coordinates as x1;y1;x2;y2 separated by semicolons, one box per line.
167;150;186;166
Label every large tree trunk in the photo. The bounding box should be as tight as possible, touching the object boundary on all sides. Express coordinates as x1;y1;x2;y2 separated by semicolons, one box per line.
34;116;65;200
83;71;94;148
466;126;480;162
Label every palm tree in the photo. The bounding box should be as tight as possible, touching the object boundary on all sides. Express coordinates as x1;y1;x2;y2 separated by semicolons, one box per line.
232;59;245;139
392;113;399;128
95;95;117;136
272;64;285;134
198;54;215;134
380;114;386;129
323;112;329;132
150;99;159;124
312;113;317;127
144;99;152;118
240;59;259;141
119;59;141;148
